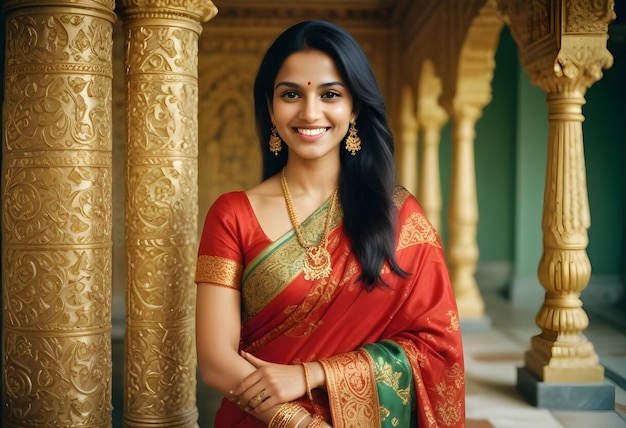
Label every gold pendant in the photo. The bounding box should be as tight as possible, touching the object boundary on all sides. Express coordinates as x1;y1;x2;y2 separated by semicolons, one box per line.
303;245;332;280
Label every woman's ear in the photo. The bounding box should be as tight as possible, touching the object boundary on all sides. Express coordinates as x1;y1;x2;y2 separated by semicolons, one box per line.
351;106;360;124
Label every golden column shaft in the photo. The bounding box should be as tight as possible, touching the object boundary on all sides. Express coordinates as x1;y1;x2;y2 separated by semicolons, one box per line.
117;2;217;427
398;86;419;195
524;91;604;382
416;60;447;233
2;1;116;427
446;107;485;319
418;121;446;233
440;0;502;319
417;105;447;233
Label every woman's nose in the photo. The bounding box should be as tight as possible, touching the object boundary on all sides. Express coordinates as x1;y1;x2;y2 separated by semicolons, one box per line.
299;97;322;122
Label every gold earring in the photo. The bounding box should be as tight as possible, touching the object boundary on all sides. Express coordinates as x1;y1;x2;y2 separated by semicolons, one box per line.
345;122;361;155
269;124;282;156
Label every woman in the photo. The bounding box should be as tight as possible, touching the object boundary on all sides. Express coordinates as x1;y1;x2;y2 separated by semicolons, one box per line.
196;20;465;428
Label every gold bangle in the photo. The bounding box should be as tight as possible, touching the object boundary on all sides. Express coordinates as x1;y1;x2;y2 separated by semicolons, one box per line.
302;363;314;402
306;414;324;428
291;411;312;428
268;402;307;428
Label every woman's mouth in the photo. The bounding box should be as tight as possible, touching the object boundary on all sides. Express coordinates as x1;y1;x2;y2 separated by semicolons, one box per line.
296;128;328;136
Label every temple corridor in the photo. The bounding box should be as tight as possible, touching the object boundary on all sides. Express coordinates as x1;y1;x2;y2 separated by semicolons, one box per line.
2;1;625;427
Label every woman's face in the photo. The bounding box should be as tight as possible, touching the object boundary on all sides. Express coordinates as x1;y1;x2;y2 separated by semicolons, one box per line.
270;49;354;162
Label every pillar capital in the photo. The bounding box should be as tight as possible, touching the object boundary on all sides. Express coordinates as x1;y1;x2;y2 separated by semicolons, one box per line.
500;0;615;94
117;0;218;27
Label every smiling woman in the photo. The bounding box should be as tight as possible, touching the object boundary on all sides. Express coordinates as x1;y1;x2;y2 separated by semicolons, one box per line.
195;20;465;428
270;49;354;164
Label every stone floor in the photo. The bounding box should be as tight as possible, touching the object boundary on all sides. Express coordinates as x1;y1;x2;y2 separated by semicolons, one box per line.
112;291;626;428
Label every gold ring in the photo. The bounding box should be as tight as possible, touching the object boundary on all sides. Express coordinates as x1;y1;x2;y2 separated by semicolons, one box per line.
248;390;266;408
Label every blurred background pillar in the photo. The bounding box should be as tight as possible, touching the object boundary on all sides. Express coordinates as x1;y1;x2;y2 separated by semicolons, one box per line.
398;86;419;196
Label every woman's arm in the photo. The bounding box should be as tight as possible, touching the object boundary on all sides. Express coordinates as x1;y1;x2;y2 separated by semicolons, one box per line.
196;282;252;392
197;284;329;426
197;282;287;424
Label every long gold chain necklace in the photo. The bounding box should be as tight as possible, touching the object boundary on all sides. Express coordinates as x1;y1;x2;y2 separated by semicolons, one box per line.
280;168;338;280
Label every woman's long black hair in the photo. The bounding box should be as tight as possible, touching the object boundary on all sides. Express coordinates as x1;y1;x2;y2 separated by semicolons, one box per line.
253;20;407;289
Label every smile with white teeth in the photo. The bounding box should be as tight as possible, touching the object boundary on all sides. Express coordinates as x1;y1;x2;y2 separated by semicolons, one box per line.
297;128;327;136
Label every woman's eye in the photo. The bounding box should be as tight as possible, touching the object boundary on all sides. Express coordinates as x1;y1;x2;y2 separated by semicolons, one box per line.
281;91;299;99
322;92;340;99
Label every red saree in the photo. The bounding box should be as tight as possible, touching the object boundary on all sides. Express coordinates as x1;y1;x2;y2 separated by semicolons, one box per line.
195;187;465;428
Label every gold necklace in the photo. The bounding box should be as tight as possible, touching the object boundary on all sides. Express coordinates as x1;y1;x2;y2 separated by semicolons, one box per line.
280;168;338;280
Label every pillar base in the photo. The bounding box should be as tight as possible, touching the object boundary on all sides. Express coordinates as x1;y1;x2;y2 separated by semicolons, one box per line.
460;315;491;334
516;366;615;410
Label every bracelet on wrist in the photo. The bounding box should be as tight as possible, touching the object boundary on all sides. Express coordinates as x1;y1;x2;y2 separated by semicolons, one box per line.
302;363;314;402
268;402;308;428
306;414;325;428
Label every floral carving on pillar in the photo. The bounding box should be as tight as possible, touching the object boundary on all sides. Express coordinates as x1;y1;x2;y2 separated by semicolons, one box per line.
116;1;216;427
2;1;116;426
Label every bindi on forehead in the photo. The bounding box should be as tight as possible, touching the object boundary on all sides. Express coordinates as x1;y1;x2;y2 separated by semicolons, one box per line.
307;81;311;86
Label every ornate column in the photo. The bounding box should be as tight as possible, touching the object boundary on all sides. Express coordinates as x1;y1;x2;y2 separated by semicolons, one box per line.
116;1;217;427
416;60;448;232
500;0;616;408
446;105;485;319
398;86;419;195
417;108;447;232
510;0;615;385
2;1;115;427
441;0;502;321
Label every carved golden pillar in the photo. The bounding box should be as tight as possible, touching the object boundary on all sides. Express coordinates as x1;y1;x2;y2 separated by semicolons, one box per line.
446;106;485;319
117;2;217;427
398;86;419;195
416;60;448;232
417;108;447;233
510;0;615;384
2;1;115;427
442;0;502;320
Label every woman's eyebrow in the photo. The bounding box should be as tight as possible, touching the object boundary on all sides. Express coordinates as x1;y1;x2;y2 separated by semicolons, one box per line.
275;81;299;90
274;81;346;90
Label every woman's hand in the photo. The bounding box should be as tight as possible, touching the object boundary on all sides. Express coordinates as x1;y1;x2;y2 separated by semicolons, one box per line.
229;351;307;414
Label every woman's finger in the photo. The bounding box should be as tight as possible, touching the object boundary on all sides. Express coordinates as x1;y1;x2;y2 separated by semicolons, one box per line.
230;369;262;396
243;388;269;412
250;393;276;414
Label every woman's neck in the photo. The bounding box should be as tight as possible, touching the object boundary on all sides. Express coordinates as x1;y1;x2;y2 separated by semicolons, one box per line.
281;161;339;200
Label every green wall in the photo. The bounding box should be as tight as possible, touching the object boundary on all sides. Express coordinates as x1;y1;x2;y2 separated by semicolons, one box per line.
583;26;626;276
512;58;547;278
475;27;518;263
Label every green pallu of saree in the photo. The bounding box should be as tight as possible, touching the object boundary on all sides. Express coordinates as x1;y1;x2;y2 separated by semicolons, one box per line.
361;341;417;428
